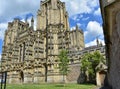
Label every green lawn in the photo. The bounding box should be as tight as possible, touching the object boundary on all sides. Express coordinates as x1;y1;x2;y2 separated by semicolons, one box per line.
6;83;97;89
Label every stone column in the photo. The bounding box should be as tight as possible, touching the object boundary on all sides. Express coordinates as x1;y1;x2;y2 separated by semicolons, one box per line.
96;72;101;86
60;7;64;24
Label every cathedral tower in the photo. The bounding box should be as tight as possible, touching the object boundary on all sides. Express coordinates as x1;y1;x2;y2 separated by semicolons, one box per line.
37;0;69;30
1;0;84;84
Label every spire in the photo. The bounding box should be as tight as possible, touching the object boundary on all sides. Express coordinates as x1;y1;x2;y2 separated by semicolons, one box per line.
76;24;79;31
31;16;34;30
25;19;27;23
100;42;103;46
25;17;29;27
31;16;34;22
96;38;99;46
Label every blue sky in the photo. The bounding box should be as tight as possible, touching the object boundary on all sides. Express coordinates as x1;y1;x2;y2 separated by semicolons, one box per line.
0;0;104;60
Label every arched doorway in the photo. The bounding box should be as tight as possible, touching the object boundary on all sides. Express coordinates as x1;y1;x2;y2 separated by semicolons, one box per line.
96;70;107;86
20;71;24;83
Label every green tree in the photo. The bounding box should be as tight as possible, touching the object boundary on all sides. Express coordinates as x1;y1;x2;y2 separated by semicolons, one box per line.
80;51;105;84
58;49;69;83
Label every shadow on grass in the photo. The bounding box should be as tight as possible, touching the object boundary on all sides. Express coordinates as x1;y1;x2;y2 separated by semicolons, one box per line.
78;83;96;86
55;84;65;87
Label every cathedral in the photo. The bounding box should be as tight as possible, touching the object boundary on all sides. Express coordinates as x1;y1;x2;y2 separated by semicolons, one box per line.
1;0;85;83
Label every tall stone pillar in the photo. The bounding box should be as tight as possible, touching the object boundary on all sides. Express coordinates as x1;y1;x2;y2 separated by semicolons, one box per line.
100;0;120;88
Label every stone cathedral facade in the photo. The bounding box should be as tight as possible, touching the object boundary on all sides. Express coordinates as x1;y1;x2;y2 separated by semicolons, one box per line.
1;0;85;83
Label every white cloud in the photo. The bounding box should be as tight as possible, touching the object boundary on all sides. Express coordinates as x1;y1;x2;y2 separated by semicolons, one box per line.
72;15;78;21
79;15;83;19
0;0;101;42
0;23;8;40
85;39;105;47
0;0;40;22
84;21;103;42
69;0;92;15
94;8;101;16
87;0;99;8
0;0;100;25
77;23;82;27
61;0;99;16
82;17;90;21
71;15;82;22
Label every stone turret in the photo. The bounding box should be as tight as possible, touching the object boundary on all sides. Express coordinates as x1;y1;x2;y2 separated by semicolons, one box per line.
96;38;99;46
51;0;57;9
37;0;69;30
76;25;79;31
69;25;85;50
31;16;34;30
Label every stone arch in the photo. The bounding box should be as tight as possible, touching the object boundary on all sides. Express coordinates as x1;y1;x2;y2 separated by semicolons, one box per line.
96;70;107;86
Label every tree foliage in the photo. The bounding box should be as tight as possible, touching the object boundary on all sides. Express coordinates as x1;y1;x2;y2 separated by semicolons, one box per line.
80;51;105;83
58;49;69;82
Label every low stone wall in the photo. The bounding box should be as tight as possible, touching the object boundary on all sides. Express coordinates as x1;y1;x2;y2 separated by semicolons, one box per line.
66;63;81;83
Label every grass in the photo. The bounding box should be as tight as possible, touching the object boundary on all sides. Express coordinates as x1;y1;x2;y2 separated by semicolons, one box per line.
5;83;97;89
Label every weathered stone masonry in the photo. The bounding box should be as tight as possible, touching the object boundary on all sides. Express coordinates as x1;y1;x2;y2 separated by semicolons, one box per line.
1;0;84;84
1;0;105;84
100;0;120;89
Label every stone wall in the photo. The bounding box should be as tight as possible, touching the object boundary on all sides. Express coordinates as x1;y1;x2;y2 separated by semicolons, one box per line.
108;11;120;89
66;63;81;83
100;0;120;88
